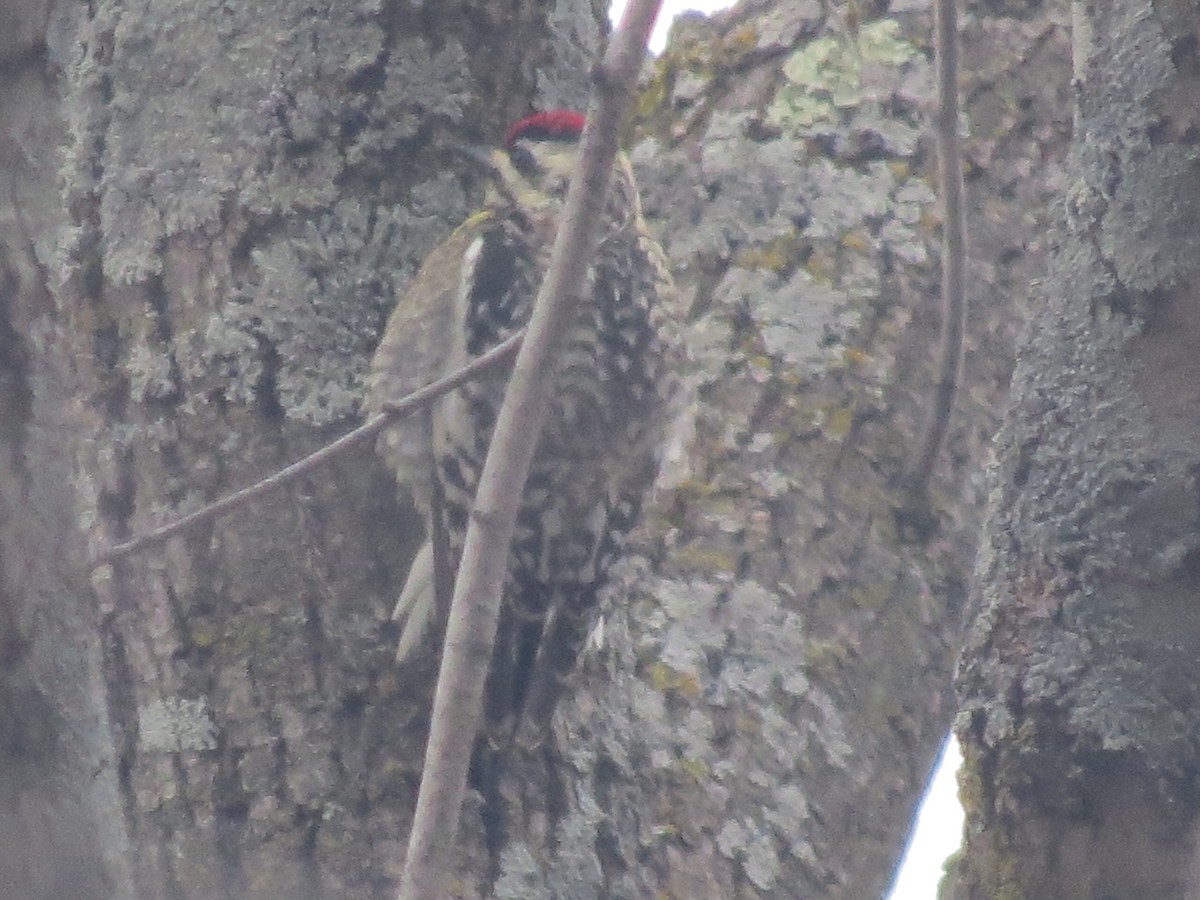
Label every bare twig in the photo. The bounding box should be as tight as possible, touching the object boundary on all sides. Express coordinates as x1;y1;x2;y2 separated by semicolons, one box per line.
905;0;967;496
394;3;663;898
87;330;523;570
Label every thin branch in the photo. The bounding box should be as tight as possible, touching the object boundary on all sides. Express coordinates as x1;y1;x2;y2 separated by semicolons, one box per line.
87;330;523;570
905;0;967;496
394;2;663;897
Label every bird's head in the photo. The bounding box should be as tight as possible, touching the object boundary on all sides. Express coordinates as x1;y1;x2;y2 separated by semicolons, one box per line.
459;110;587;213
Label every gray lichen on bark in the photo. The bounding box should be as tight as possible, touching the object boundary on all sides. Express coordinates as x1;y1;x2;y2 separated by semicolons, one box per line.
953;1;1200;894
0;0;1075;895
521;1;1069;895
36;1;613;897
959;0;1200;770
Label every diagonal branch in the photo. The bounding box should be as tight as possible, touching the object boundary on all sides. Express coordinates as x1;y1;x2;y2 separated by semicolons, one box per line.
394;2;663;898
87;330;523;570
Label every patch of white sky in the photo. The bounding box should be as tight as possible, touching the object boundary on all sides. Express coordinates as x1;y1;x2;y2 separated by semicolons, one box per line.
607;2;966;896
888;734;964;899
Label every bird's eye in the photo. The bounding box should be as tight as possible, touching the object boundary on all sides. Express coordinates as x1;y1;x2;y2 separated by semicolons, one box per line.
507;144;542;179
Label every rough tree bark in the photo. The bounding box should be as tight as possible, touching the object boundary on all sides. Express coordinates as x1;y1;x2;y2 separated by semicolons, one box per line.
1;1;602;897
952;1;1200;897
0;0;1068;898
555;3;1068;896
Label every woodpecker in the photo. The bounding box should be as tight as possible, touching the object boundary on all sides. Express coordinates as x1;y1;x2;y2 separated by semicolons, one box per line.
366;110;679;739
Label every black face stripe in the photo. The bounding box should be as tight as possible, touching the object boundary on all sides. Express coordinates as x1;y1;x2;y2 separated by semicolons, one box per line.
506;144;543;180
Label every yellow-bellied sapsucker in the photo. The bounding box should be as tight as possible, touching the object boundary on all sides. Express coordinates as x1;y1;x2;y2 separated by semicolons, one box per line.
366;110;679;740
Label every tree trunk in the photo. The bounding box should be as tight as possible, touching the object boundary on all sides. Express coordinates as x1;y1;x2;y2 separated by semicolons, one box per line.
953;1;1200;896
0;0;1067;897
1;1;601;897
592;4;1068;895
